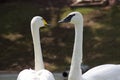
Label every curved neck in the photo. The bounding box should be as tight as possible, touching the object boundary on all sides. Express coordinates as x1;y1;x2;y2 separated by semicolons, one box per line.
68;22;83;80
31;26;44;71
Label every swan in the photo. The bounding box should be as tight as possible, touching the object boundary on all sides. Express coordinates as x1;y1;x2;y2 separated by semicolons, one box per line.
17;16;55;80
59;11;120;80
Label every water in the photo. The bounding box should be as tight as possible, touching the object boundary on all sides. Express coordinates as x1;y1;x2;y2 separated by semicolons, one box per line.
0;73;65;80
0;73;17;80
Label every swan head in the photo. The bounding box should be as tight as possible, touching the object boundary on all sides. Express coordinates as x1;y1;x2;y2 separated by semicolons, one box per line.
31;16;47;28
59;12;83;25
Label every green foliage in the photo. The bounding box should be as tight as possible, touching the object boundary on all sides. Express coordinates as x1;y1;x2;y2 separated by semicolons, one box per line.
61;7;96;18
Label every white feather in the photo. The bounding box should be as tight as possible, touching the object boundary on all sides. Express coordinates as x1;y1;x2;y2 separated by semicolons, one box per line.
60;12;120;80
17;16;55;80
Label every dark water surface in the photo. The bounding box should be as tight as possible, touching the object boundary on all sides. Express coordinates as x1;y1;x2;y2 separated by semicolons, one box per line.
0;73;65;80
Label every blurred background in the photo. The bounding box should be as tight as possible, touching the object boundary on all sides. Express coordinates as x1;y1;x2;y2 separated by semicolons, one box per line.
0;0;120;72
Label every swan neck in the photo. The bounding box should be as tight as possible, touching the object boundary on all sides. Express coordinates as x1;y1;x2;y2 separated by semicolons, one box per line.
31;26;44;71
68;23;83;80
74;23;83;64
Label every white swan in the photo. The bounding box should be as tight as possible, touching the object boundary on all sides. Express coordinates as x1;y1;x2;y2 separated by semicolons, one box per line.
59;12;120;80
17;16;55;80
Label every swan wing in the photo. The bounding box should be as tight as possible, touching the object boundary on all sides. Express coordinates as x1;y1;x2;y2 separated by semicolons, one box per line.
82;64;120;80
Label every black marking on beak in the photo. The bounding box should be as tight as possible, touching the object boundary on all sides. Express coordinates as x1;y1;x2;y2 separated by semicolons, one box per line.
58;14;75;23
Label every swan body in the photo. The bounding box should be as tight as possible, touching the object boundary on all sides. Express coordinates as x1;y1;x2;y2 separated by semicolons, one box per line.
17;16;55;80
59;12;120;80
17;69;55;80
82;64;120;80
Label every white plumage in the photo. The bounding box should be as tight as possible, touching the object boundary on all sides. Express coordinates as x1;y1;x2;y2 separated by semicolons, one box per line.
17;69;55;80
59;11;120;80
83;64;120;80
17;16;55;80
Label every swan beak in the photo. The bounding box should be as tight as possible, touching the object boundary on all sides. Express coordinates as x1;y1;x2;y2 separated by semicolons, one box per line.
58;14;75;23
58;19;64;23
43;19;48;26
58;18;69;23
58;16;71;23
43;19;51;26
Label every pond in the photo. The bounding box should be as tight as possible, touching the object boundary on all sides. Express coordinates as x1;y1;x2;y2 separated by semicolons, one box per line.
0;73;66;80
